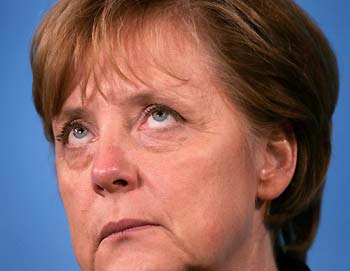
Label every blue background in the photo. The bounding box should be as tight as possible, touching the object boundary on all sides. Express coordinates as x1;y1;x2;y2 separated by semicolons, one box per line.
0;1;348;270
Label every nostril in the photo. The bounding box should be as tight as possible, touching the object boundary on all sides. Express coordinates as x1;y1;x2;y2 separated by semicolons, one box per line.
113;179;128;187
93;183;105;196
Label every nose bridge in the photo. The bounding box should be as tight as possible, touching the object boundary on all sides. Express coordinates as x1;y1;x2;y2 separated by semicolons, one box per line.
91;137;139;196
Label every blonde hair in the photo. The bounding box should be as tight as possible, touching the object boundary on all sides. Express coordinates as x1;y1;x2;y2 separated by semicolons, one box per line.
31;0;338;261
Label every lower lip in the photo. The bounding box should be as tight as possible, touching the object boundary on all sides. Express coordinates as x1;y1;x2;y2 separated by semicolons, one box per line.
104;225;158;242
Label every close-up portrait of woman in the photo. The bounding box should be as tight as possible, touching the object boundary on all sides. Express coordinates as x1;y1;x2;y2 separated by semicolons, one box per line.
2;0;349;271
30;0;340;270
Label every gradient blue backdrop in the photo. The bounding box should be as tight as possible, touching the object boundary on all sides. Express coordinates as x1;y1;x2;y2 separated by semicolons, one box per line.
1;1;349;270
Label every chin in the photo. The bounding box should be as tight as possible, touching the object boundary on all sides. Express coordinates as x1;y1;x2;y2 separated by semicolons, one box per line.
93;252;188;271
92;233;191;271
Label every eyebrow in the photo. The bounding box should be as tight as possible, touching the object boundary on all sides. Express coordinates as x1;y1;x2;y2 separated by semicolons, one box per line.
124;90;187;107
55;88;194;124
55;107;93;124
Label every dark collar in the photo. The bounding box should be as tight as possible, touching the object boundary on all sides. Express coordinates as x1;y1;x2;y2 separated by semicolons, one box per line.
277;253;311;271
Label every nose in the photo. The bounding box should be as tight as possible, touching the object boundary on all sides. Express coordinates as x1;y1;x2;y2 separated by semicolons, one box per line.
91;145;139;196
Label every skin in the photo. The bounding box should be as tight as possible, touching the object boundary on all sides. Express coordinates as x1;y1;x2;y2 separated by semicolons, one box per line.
52;23;296;271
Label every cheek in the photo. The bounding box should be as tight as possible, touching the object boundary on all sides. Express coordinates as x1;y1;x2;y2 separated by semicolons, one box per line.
145;136;258;264
55;151;95;269
57;146;95;170
55;147;94;212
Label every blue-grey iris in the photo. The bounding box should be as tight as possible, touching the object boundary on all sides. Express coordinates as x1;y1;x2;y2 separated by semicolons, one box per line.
152;110;169;122
73;127;88;139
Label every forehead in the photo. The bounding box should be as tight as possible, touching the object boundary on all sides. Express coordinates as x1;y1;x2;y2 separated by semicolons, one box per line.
64;19;218;108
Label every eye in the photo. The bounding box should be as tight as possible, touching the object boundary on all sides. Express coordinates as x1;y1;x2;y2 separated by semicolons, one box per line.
142;104;184;130
56;121;95;146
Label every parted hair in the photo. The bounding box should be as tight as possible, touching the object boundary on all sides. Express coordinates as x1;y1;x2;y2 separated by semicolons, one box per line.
31;0;338;262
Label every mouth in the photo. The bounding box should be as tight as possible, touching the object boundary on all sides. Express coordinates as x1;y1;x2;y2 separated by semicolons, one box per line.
99;219;160;244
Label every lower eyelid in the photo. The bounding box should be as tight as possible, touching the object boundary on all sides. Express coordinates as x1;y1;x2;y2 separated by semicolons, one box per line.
142;123;184;135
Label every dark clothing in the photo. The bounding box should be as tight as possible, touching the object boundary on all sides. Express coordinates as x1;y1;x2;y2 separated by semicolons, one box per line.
277;253;311;271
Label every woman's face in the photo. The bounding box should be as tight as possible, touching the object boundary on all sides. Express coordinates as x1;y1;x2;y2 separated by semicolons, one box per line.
53;28;265;271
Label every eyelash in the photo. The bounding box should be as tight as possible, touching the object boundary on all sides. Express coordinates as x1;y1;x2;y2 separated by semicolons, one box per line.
55;104;184;145
56;120;85;145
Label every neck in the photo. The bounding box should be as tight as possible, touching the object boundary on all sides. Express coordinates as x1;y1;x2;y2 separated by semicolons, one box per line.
221;210;278;271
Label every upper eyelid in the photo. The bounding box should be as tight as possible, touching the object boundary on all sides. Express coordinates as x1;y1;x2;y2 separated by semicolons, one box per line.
142;104;185;122
53;107;96;130
56;119;93;133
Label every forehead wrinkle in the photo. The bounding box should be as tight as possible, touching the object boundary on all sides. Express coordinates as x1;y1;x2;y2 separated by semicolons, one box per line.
82;61;199;104
97;87;199;120
127;89;203;120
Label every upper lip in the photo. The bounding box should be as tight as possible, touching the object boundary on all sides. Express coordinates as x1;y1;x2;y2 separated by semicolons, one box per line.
99;219;159;243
